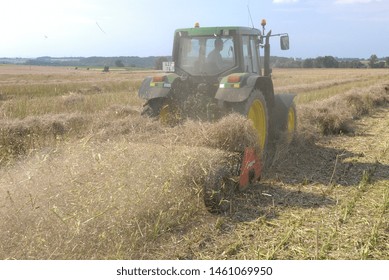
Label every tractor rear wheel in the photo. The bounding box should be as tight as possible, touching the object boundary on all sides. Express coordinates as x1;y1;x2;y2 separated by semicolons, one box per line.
237;89;269;157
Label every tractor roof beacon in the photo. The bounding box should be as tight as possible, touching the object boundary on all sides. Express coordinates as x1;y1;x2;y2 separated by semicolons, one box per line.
138;20;296;212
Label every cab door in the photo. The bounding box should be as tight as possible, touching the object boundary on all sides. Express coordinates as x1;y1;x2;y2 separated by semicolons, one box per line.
242;35;260;75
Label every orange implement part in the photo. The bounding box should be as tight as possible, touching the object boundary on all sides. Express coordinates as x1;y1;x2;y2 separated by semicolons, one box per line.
239;147;262;190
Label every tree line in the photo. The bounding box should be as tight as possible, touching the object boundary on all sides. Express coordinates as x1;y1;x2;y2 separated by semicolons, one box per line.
23;56;160;68
272;54;389;69
16;54;389;69
153;55;389;70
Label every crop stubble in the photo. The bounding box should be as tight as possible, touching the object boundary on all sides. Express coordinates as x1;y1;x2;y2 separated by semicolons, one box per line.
0;66;388;259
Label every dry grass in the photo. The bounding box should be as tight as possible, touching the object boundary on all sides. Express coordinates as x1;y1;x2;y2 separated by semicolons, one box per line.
297;83;389;136
1;65;389;260
273;68;389;97
0;139;214;259
0;113;90;162
0;113;258;259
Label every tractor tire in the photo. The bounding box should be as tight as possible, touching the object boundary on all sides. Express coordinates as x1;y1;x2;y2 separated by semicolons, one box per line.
203;166;237;213
273;95;297;144
141;98;181;126
235;89;269;158
159;99;182;126
141;98;164;118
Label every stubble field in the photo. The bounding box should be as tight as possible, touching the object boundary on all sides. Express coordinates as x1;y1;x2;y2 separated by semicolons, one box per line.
0;65;388;259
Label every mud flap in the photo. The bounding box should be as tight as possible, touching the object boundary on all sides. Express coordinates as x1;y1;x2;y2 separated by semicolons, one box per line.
239;147;262;190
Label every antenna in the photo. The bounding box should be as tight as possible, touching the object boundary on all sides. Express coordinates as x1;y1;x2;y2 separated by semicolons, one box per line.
247;5;254;28
96;22;106;34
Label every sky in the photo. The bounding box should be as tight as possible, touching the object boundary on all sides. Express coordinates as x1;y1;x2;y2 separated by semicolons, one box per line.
1;0;388;59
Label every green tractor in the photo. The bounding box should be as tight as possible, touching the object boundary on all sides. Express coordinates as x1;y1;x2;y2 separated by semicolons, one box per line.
138;20;296;212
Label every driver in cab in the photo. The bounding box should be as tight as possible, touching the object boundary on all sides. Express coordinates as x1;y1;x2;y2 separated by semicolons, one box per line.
206;38;224;72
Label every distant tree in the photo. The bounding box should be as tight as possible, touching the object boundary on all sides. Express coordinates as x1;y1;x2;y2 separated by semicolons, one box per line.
314;56;325;68
115;59;125;67
377;61;385;68
313;56;338;68
322;56;339;68
272;57;302;68
302;56;341;68
339;60;365;69
385;57;389;68
303;58;314;68
368;54;378;68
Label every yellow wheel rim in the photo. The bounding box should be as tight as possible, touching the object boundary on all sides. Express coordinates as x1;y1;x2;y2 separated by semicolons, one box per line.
160;104;170;125
160;101;180;126
248;100;267;153
287;106;296;143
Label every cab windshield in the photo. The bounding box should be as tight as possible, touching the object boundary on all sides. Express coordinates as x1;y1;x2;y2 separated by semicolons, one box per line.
177;36;235;75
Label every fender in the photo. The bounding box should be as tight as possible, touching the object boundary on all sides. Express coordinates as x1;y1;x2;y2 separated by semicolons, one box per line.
215;73;257;103
215;74;275;104
138;73;180;100
275;93;296;109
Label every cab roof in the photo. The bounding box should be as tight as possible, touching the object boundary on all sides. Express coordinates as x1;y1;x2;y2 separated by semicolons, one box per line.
174;26;261;37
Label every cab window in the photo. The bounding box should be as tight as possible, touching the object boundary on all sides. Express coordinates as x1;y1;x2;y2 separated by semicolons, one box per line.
177;36;235;75
242;36;253;73
242;35;260;74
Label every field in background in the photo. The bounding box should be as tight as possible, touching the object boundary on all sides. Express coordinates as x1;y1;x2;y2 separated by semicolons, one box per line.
0;65;388;259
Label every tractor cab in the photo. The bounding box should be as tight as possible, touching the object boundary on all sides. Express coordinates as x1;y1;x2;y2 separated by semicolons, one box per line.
172;22;289;79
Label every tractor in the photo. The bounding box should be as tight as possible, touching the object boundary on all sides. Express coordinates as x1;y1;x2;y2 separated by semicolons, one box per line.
138;20;296;212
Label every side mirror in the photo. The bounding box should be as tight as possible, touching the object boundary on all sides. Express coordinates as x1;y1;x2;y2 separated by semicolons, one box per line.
280;35;289;50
